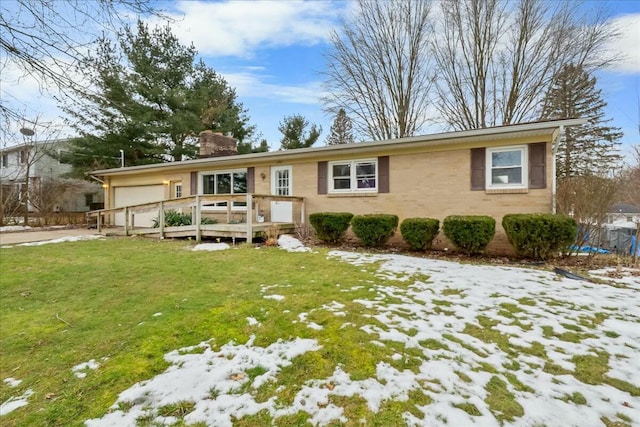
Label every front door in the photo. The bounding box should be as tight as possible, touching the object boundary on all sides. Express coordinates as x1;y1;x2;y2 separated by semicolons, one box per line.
271;166;292;222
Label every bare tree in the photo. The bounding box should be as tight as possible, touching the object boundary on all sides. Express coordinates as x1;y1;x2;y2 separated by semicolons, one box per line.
323;0;434;141
433;0;619;130
556;175;620;256
0;0;164;124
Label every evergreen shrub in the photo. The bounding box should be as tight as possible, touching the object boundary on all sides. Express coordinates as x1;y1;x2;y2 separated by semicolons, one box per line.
502;213;577;260
400;218;440;250
351;214;399;247
152;210;216;227
442;215;495;255
309;212;354;243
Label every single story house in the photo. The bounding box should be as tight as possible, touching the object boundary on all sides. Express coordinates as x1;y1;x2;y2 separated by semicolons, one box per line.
90;118;585;253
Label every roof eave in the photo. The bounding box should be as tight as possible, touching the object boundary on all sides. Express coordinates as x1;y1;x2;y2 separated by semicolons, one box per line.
90;118;586;177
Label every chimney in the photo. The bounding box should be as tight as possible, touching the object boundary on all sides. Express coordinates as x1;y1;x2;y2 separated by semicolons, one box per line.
199;130;238;158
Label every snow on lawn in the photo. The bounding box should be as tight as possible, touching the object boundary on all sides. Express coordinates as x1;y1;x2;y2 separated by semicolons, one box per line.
278;234;311;252
84;245;640;426
0;225;32;232
16;235;104;246
0;389;34;416
192;243;231;251
72;359;101;379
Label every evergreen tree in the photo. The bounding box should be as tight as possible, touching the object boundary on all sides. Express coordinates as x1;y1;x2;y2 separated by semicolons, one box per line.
237;138;269;154
541;64;622;180
326;108;355;145
278;115;322;150
63;20;253;174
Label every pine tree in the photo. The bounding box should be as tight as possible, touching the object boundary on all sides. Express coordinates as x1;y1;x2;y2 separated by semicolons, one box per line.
541;64;622;181
326;108;355;145
278;115;321;150
63;20;253;174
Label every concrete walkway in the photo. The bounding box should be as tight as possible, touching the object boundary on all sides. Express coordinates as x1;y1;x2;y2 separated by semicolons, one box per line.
0;227;102;245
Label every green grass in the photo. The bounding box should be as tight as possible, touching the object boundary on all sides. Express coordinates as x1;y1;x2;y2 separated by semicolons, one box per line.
0;239;397;426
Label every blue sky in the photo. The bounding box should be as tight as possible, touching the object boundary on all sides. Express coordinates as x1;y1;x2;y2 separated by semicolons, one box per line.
2;0;639;160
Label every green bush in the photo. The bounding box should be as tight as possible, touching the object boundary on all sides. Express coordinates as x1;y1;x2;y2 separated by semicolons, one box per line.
442;215;495;255
351;214;399;247
502;214;577;260
400;218;440;250
309;212;354;243
152;210;216;227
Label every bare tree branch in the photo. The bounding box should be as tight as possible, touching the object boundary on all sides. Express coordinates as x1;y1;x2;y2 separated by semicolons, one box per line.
322;0;434;141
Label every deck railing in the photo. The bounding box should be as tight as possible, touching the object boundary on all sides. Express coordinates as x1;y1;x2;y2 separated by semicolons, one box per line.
87;194;305;242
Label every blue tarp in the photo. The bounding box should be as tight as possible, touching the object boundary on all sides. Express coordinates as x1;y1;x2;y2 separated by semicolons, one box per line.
570;245;611;254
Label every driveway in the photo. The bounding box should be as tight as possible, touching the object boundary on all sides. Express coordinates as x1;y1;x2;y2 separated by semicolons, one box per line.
0;227;102;245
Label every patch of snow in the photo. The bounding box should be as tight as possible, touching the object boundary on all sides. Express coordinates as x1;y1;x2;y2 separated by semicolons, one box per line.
192;243;230;251
263;294;285;301
78;250;640;426
0;225;32;232
0;389;34;415
277;235;310;252
3;378;21;387
72;359;100;379
84;336;320;427
246;317;261;327
307;322;324;331
18;235;104;246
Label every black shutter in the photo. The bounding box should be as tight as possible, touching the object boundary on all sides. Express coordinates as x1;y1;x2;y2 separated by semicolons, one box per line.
247;167;255;193
471;148;485;190
190;171;198;195
529;142;546;189
318;161;327;194
378;156;390;193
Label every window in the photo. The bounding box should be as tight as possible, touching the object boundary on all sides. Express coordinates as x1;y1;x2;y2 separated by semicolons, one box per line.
200;170;247;209
174;183;182;198
85;194;93;206
1;154;7;168
20;150;27;164
486;146;527;189
329;159;377;193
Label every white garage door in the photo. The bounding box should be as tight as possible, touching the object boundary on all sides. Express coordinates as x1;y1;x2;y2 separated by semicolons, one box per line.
114;185;165;227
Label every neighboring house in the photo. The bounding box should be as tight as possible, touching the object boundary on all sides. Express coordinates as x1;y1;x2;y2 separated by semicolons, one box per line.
0;139;102;214
607;203;640;225
90;119;585;253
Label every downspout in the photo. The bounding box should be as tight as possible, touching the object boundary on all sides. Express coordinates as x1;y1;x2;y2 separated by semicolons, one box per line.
551;125;563;214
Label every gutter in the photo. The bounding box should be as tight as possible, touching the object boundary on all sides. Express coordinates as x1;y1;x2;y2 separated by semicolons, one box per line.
88;174;105;185
89;118;587;177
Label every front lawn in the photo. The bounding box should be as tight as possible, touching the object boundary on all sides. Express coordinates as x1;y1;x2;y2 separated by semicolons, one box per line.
1;237;638;426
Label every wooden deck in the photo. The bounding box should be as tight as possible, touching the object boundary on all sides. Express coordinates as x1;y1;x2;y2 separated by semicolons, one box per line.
87;194;304;242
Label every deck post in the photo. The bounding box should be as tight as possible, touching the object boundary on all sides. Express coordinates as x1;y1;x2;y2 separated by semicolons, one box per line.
159;201;165;238
226;199;232;223
300;198;306;224
97;212;102;233
124;206;129;236
246;193;253;242
195;195;201;242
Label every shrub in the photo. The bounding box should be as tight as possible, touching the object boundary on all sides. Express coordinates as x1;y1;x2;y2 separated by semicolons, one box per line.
400;218;440;250
502;214;577;260
152;210;216;227
351;214;399;247
442;215;496;255
309;212;354;243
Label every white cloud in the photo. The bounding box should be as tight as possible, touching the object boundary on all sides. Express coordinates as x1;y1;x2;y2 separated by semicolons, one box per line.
606;13;640;74
155;0;342;58
223;69;325;105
